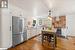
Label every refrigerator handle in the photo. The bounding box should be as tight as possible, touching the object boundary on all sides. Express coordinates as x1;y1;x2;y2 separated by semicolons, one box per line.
10;26;11;31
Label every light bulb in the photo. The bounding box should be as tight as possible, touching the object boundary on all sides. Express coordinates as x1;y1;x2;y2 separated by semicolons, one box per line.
48;16;52;20
1;0;7;8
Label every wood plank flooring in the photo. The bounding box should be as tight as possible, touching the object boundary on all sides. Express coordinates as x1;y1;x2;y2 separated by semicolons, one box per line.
8;35;75;50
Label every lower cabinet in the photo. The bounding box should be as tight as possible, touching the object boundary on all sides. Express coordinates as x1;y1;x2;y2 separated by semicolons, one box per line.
27;30;31;39
27;28;37;40
27;27;42;40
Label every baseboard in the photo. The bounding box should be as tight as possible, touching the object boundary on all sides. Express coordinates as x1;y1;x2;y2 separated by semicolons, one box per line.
67;36;75;38
0;48;8;50
27;34;41;40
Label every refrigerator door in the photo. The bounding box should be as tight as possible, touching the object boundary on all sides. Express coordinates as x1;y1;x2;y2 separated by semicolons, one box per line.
12;16;19;34
19;18;27;41
19;18;23;33
19;18;27;42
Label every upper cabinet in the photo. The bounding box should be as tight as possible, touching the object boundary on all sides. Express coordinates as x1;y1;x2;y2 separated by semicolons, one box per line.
38;18;52;28
52;16;66;28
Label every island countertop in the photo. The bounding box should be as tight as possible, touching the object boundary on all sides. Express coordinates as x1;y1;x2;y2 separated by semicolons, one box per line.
42;30;55;33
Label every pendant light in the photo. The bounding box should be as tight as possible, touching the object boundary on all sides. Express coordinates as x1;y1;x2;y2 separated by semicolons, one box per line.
48;10;52;20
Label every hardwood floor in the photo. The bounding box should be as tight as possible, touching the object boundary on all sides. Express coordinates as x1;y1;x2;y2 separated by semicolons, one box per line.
8;35;75;50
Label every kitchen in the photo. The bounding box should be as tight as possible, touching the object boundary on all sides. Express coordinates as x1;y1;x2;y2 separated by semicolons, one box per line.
0;0;75;50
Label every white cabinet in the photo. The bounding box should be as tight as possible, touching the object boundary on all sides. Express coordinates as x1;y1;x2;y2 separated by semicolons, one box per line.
27;30;31;39
27;27;39;40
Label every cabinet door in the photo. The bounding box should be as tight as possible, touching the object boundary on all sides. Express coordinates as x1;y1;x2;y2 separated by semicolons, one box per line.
27;30;31;39
23;31;27;41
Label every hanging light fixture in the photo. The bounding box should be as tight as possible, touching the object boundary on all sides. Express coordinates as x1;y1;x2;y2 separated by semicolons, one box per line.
48;10;52;20
0;0;8;8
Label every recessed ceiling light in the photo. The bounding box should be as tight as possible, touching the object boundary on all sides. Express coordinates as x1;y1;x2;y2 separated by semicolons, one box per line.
0;0;8;8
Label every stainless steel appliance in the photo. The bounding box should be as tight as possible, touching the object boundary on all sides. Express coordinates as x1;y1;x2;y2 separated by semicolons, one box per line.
12;16;27;47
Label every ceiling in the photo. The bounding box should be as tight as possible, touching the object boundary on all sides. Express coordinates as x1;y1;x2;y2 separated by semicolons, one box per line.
9;0;75;17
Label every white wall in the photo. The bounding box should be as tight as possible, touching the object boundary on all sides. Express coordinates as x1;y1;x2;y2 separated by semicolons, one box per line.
0;10;1;47
66;14;75;36
0;8;12;48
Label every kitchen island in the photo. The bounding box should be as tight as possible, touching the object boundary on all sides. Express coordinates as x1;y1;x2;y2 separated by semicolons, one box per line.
42;30;57;48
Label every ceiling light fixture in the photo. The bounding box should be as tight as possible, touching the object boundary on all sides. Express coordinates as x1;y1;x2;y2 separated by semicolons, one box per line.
48;10;52;20
0;0;8;8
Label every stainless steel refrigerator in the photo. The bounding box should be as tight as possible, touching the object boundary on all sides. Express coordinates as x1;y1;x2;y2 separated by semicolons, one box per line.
12;16;27;47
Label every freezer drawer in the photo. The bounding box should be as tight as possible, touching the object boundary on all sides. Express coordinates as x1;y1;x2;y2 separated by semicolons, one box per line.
12;34;22;46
